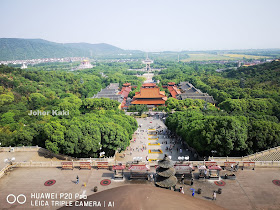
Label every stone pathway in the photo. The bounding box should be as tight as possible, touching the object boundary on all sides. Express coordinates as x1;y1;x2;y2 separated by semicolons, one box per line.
116;115;193;163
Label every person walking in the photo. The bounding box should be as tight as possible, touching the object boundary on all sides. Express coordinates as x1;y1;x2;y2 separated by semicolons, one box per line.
190;178;194;186
235;163;239;172
181;174;185;184
213;191;216;200
76;175;79;184
150;173;154;182
192;191;195;197
179;187;184;194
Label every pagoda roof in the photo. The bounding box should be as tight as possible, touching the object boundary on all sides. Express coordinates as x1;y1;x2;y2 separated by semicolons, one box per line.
131;99;166;105
123;83;131;87
134;87;166;99
156;167;176;177
168;86;181;98
142;83;157;87
158;155;174;168
155;176;177;188
119;86;131;98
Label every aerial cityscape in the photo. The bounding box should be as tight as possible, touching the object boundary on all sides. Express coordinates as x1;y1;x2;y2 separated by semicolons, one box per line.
0;0;280;210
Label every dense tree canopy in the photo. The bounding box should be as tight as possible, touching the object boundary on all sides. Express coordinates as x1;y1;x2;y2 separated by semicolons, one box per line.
161;61;280;156
0;64;139;157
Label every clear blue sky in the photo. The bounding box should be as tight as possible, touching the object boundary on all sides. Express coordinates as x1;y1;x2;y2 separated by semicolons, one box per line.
0;0;280;51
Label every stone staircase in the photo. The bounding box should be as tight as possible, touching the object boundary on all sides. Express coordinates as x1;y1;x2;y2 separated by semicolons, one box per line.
249;150;280;161
244;146;280;161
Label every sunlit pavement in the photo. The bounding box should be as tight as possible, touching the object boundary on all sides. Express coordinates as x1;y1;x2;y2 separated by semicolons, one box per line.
116;115;193;162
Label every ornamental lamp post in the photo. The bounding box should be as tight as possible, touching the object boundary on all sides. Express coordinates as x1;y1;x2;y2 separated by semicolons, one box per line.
178;156;184;163
4;157;15;165
211;150;217;160
99;151;105;158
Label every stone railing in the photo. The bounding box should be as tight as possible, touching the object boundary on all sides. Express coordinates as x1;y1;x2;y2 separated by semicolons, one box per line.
0;146;40;152
208;157;243;162
10;160;280;169
0;164;17;179
0;146;115;162
14;159;116;168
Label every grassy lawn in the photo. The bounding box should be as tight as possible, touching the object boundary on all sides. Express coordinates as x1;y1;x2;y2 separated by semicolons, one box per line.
182;53;234;61
223;54;270;59
181;53;271;62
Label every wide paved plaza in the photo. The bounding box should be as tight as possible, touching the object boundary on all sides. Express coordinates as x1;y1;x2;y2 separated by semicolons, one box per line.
116;115;193;162
0;166;280;209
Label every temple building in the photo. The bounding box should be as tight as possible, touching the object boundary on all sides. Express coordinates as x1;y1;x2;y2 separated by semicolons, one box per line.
119;83;131;98
167;82;181;98
142;55;153;71
21;63;27;69
131;83;167;107
119;83;132;109
141;83;157;88
176;82;215;104
77;59;93;70
93;83;123;103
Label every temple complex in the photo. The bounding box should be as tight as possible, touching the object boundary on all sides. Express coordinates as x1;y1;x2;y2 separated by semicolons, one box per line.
176;82;215;104
167;82;181;98
93;83;123;103
76;59;93;69
119;83;132;109
131;83;167;107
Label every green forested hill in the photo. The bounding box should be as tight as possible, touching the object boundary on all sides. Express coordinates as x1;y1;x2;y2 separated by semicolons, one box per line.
223;60;280;90
154;61;280;157
0;64;142;157
0;38;86;60
0;38;128;61
65;42;125;54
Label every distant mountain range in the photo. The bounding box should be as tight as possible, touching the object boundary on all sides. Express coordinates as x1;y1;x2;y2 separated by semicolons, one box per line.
0;38;140;61
1;38;280;61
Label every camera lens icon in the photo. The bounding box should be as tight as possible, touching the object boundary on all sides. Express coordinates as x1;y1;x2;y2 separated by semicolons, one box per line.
7;194;26;204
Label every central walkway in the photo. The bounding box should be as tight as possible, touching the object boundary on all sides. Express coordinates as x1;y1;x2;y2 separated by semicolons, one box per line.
116;115;193;162
141;73;154;83
116;71;194;163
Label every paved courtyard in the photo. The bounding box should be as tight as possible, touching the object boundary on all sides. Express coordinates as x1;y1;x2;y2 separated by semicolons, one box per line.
0;166;280;209
116;116;193;162
0;167;128;209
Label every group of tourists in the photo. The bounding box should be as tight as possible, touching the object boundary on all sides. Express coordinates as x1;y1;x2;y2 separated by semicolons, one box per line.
178;186;216;200
231;163;239;172
128;144;147;152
